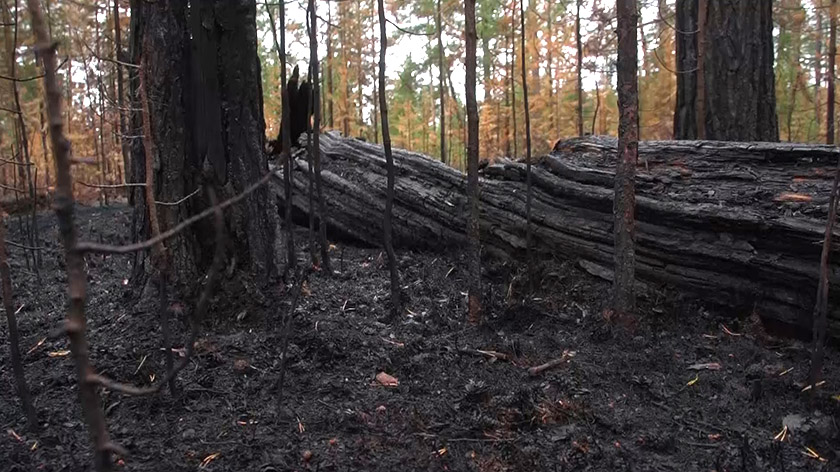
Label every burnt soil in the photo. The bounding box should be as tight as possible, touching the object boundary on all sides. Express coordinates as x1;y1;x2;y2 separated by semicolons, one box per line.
1;204;839;472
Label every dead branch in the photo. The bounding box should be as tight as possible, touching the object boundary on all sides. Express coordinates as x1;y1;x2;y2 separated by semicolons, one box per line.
77;181;146;189
155;187;200;207
527;351;574;376
459;348;511;362
25;0;115;469
5;239;48;251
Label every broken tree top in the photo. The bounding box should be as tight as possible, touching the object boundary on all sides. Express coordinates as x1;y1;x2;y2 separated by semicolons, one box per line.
274;133;840;337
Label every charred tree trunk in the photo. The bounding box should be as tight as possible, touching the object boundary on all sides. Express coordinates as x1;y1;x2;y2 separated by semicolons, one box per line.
309;0;331;272
674;0;697;139
703;0;778;141
615;0;639;317
465;0;481;323
131;0;276;291
274;134;840;339
377;0;401;319
519;0;533;287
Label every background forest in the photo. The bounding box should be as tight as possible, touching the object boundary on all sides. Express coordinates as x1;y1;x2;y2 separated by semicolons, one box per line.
0;0;828;193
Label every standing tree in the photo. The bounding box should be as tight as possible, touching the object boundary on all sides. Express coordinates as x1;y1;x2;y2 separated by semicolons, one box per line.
614;0;639;318
309;0;331;272
265;0;296;274
675;0;778;141
674;0;698;140
436;0;446;163
28;1;115;468
519;0;533;288
377;0;402;320
130;0;277;291
465;0;481;323
815;4;823;139
114;0;130;195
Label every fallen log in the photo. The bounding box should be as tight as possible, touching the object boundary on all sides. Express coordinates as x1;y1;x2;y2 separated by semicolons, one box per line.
272;133;840;337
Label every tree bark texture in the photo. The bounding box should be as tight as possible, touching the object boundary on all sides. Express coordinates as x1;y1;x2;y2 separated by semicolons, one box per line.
675;0;778;142
615;0;639;316
674;0;697;140
130;0;276;290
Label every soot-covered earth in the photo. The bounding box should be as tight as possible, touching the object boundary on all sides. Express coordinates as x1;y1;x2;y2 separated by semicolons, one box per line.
1;204;838;471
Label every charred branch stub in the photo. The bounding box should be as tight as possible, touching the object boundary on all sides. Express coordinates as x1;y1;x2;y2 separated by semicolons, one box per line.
273;134;840;338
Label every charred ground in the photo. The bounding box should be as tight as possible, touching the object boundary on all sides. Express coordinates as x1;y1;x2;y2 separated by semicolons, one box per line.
1;204;838;471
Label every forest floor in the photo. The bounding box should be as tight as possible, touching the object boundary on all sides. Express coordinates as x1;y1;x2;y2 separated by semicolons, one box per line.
1;204;839;472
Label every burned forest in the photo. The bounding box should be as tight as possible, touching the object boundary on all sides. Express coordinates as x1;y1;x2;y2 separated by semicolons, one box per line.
2;0;840;471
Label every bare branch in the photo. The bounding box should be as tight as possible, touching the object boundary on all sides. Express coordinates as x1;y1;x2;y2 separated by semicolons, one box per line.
77;181;146;189
155;187;200;207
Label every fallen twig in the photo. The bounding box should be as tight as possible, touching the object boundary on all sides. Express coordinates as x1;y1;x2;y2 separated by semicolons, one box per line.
527;350;575;376
460;348;510;362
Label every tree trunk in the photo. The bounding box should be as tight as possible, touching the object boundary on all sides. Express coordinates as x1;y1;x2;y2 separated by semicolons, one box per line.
509;0;517;159
615;0;639;317
327;4;334;129
436;0;446;164
377;0;401;319
519;0;533;288
275;134;840;338
703;0;778;141
131;0;277;290
465;0;481;324
309;0;331;272
815;6;823;140
674;0;697;139
114;0;130;198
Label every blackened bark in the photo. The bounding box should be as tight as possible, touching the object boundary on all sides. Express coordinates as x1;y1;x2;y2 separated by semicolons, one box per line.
377;0;401;319
309;0;331;272
674;0;697;139
465;0;481;323
614;0;638;317
132;0;277;292
703;0;778;141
